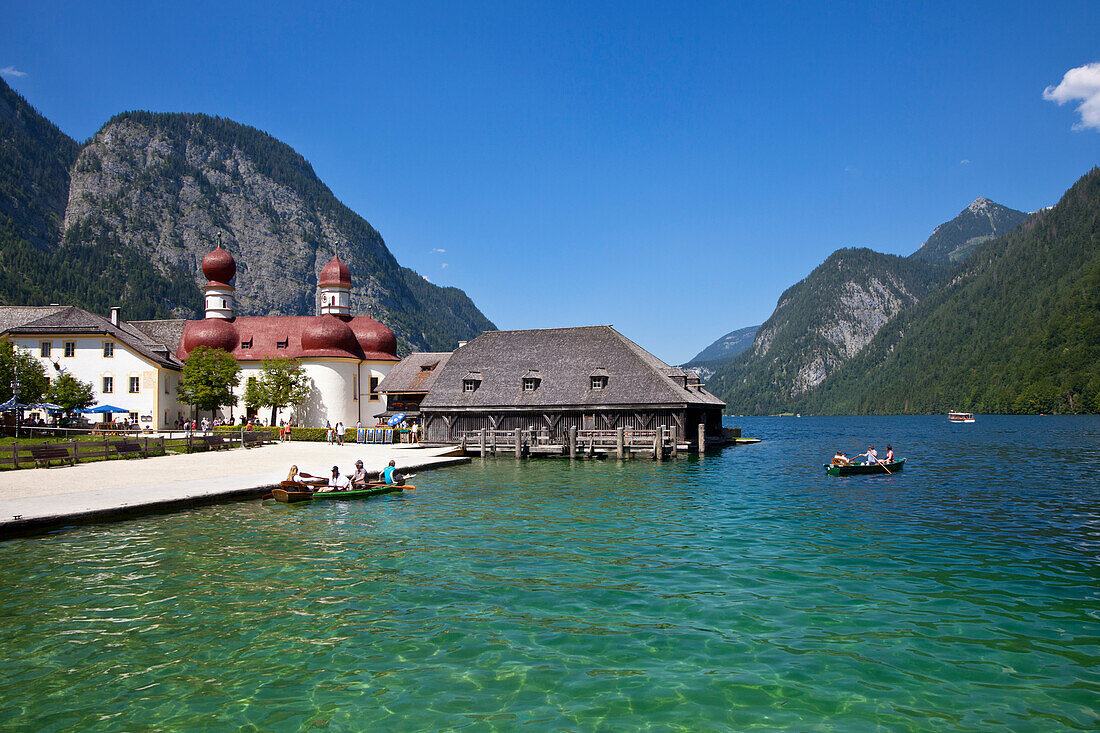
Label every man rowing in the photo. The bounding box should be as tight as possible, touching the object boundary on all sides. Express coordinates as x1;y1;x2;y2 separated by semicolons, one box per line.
317;465;350;492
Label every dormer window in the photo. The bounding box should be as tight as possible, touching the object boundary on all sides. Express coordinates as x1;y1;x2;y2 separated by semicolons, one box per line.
276;339;289;349
463;371;482;393
241;338;253;349
522;369;541;392
590;368;608;390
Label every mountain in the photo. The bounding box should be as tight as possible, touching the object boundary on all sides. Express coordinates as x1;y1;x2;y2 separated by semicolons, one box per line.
682;325;759;380
0;79;79;302
0;76;494;354
909;197;1029;265
798;167;1100;415
706;249;943;414
686;325;759;365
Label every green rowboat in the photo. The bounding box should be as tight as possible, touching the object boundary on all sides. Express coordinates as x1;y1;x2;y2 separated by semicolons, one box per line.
824;458;905;476
272;482;413;503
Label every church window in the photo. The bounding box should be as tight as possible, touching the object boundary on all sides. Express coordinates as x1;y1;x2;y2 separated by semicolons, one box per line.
352;375;358;401
40;342;51;358
369;376;380;401
64;342;75;358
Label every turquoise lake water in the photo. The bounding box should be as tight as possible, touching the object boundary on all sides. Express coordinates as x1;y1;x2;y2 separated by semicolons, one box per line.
0;415;1097;731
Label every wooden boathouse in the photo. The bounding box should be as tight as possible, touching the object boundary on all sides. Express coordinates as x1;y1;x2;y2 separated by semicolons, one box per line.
396;326;726;457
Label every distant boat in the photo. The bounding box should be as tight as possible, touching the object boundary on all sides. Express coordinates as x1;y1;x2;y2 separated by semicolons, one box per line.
948;412;975;423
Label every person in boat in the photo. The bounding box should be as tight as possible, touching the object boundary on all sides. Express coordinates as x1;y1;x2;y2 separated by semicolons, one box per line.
831;451;850;466
381;459;404;485
286;464;301;483
350;460;368;489
318;465;350;493
884;445;894;464
856;445;879;465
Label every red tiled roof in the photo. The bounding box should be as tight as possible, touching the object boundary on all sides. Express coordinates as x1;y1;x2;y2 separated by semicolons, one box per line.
177;314;398;361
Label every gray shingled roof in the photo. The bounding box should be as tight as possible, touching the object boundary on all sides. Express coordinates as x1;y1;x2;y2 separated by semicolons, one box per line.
376;352;453;394
0;306;67;334
5;307;182;369
420;326;725;410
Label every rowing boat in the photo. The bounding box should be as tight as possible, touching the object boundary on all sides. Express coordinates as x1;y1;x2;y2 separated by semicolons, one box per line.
824;458;905;476
272;482;414;503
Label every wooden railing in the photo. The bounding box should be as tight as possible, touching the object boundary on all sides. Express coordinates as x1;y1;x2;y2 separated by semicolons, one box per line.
456;426;680;458
0;430;275;470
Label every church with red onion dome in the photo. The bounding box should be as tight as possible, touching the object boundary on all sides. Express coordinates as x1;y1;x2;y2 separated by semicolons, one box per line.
178;244;399;426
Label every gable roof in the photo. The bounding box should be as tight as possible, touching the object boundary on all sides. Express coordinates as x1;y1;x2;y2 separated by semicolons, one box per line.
376;352;453;394
0;306;67;334
4;306;182;369
420;326;725;410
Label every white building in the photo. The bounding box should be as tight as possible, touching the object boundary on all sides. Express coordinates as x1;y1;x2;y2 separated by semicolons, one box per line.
0;305;186;428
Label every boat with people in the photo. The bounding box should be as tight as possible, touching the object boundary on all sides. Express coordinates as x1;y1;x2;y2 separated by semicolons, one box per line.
948;411;975;423
825;458;905;476
272;481;414;503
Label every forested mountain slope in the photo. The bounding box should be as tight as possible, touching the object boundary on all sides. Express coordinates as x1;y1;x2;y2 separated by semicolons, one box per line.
909;197;1029;265
707;249;943;414
683;325;758;377
61;111;494;353
798;168;1099;415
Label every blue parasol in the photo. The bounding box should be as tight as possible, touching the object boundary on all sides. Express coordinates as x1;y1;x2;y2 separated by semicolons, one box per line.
387;413;406;427
82;405;131;414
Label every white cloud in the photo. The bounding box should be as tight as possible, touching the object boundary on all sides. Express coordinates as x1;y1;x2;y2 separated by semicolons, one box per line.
0;65;27;77
422;275;431;282
441;263;449;269
1043;62;1100;131
430;248;446;254
960;159;970;165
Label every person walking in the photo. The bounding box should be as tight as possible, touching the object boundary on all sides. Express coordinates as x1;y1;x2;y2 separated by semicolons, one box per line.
411;421;420;444
335;420;345;446
325;421;334;445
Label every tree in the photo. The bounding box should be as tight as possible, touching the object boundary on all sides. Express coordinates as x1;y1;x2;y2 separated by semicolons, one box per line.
0;342;50;403
177;346;240;420
47;372;96;422
243;376;264;418
254;357;311;425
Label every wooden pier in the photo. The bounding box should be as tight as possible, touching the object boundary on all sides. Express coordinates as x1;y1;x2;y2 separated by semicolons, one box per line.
457;426;701;459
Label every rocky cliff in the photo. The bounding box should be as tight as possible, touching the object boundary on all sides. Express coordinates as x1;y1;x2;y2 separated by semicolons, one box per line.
706;249;942;413
59;111;494;353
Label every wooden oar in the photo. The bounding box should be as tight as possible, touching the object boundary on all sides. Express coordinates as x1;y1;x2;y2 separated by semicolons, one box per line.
875;457;892;475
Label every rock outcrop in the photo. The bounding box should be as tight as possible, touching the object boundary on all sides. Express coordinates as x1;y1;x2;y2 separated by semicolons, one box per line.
60;112;494;353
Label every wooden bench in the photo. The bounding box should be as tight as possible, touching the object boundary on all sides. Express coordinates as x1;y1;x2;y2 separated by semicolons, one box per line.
112;441;143;457
201;435;228;450
29;444;72;468
242;432;266;448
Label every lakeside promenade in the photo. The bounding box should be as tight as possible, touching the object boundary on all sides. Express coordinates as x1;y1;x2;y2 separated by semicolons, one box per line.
0;441;469;537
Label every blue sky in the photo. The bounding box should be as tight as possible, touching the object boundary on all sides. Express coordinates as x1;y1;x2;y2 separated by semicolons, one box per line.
4;1;1098;363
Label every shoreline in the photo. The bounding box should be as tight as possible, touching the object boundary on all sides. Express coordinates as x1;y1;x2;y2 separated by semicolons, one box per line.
0;442;470;539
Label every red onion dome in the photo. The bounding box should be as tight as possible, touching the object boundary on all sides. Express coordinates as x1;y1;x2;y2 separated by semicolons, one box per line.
202;245;236;284
182;318;238;355
302;314;359;353
350;317;398;358
319;254;351;287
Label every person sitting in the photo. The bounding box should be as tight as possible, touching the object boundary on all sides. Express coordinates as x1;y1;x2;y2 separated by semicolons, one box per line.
381;459;404;485
831;451;849;466
286;464;300;482
319;465;350;492
350;460;368;488
883;444;894;464
857;445;879;465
